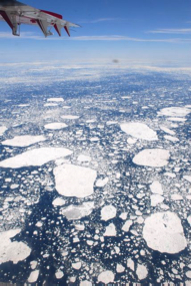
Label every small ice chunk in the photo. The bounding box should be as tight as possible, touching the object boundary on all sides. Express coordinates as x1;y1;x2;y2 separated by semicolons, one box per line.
127;137;137;145
60;202;94;220
52;197;66;207
150;194;164;206
77;155;91;163
133;149;170;167
143;211;187;254
0;147;72;168
98;270;115;284
150;181;163;195
186;271;191;278
187;215;191;226
120;122;158;141
184;175;191;183
2;135;46;147
72;261;81;270
101;205;116;221
55;269;64;279
30;261;37;270
171;194;183;201
0;126;7;136
54;164;97;198
28;270;39;283
122;220;133;232
61;115;79;120
116;264;125;273
104;223;116;236
44;123;67;130
160;126;175;135
96;177;109;187
80;281;92;286
47;98;64;102
136;264;148;280
127;258;135;271
164;135;179;142
167;117;186;122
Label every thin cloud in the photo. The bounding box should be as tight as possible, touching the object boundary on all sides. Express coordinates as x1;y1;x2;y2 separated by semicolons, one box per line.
147;28;191;34
79;18;122;24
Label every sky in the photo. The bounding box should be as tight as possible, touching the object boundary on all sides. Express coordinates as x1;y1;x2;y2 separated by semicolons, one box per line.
0;0;191;66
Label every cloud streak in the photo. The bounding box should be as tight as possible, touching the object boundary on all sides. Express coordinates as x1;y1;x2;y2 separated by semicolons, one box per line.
147;28;191;34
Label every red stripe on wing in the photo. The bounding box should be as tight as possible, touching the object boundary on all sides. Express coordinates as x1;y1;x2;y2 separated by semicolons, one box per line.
41;10;63;20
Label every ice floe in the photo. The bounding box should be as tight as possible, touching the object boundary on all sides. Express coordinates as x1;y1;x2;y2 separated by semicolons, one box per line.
150;194;164;206
143;212;187;254
2;135;46;147
0;229;31;264
52;197;66;207
158;107;190;117
77;154;91;163
61;115;79;120
160;126;175;135
96;177;109;187
122;220;133;232
80;280;92;286
60;202;94;220
47;97;64;102
120;122;158;141
184;175;191;183
150;181;163;195
28;270;39;283
0;126;7;136
55;269;64;279
136;264;148;280
101;205;116;221
0;147;72;168
133;149;170;167
54;164;97;198
97;270;115;284
44;122;67;130
104;223;116;236
164;135;179;142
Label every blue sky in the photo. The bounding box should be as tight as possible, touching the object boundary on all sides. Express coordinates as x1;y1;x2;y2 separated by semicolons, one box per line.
0;0;191;65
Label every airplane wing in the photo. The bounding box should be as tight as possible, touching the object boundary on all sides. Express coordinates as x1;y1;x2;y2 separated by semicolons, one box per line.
0;0;80;37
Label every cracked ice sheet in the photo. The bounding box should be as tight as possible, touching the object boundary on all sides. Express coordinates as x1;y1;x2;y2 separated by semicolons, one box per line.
60;202;94;220
120;122;158;141
0;229;31;264
133;149;170;167
0;147;73;168
143;211;187;254
2;135;46;147
54;164;97;198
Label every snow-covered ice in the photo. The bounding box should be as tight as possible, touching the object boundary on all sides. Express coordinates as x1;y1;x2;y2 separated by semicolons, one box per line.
133;149;170;167
104;223;116;236
101;205;116;221
122;220;133;232
136;264;148;280
150;181;163;195
97;270;115;284
143;212;187;254
28;270;39;283
120;122;158;141
0;126;7;136
150;194;164;206
158;107;190;117
60;202;94;220
54;164;97;198
2;135;46;147
44;122;67;130
0;147;73;168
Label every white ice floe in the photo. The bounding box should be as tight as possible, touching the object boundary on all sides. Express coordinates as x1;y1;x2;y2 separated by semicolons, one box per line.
150;194;164;206
0;229;31;264
80;280;92;286
77;154;91;163
28;270;39;283
136;264;148;280
0;147;72;168
98;270;115;284
127;137;137;145
72;261;82;270
60;202;94;220
30;260;37;270
160;126;175;135
122;220;133;232
187;215;191;226
2;135;46;147
44;103;58;107
127;258;135;271
52;197;66;207
96;177;109;187
158;107;190;117
101;205;116;221
133;149;170;167
47;98;64;102
143;211;187;254
167;117;186;122
44;122;67;130
171;194;183;201
61;115;79;120
164;135;179;142
54;164;97;198
120;122;158;141
184;175;191;183
0;126;7;136
55;269;64;279
116;264;125;273
104;223;116;236
150;181;163;195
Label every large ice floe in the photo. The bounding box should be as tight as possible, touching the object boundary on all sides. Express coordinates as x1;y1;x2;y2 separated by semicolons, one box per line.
133;149;170;167
0;229;31;264
44;122;67;130
60;202;94;220
120;122;158;140
0;147;72;168
2;135;46;147
158;107;190;117
143;212;187;254
54;164;97;198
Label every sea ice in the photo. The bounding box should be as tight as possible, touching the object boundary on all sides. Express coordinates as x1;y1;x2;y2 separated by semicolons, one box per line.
120;122;158;141
158;107;190;117
77;154;91;163
0;229;31;264
97;270;115;284
28;270;39;283
150;181;163;195
116;264;125;273
44;122;67;130
167;117;186;122
150;194;164;206
61;115;79;120
133;149;170;167
80;280;92;286
47;98;64;102
136;264;148;280
72;261;81;270
143;211;187;254
0;126;7;136
96;177;109;187
187;215;191;226
60;202;94;220
122;220;133;232
184;175;191;183
160;126;175;135
164;135;179;142
0;147;73;168
104;223;116;236
2;135;46;147
52;197;66;207
54;164;97;198
101;205;116;221
55;269;64;279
